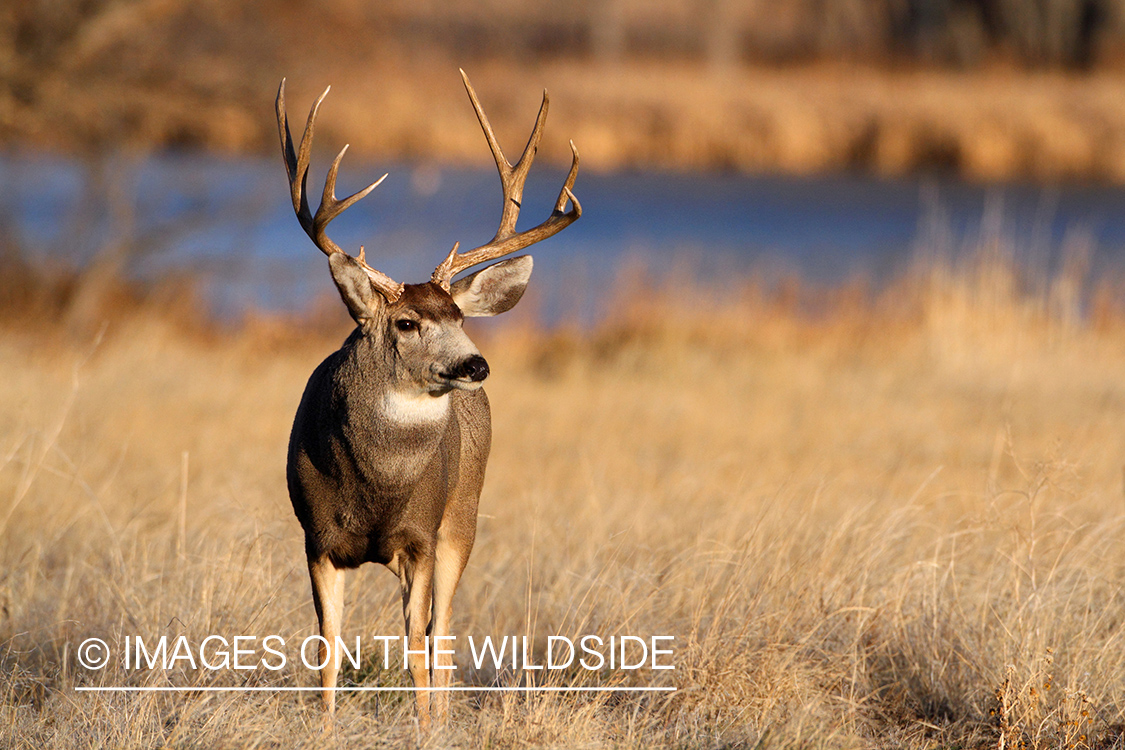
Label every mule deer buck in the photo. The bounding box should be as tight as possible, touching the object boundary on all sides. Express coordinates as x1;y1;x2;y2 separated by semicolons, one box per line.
277;71;580;730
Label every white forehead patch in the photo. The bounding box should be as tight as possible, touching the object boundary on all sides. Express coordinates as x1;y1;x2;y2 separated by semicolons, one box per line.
382;390;451;424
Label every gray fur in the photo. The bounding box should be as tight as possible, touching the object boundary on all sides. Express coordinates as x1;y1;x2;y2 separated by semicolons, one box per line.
328;252;382;323
451;255;534;317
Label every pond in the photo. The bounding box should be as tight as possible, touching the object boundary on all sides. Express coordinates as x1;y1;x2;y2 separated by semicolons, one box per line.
4;153;1125;323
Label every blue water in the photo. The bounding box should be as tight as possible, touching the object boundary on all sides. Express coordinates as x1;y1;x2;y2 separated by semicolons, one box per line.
4;153;1125;323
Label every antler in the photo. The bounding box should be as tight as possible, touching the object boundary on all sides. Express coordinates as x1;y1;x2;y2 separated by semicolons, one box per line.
276;79;404;302
431;69;581;290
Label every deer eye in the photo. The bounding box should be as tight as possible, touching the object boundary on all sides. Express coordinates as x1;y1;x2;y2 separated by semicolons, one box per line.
395;319;419;333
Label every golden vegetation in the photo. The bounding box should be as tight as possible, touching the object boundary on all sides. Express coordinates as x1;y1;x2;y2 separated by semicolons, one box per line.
274;60;1125;181
2;248;1125;748
8;0;1125;180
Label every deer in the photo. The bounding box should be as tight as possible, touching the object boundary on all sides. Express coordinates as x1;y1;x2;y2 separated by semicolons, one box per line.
276;70;580;731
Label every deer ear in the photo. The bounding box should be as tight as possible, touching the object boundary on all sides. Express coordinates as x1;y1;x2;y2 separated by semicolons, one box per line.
328;253;383;322
450;255;533;317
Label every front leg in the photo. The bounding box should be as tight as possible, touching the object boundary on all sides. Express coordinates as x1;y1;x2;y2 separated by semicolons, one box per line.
399;554;436;734
429;524;475;722
309;556;346;718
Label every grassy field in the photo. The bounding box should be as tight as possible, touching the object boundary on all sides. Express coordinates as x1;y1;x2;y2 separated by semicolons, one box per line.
3;251;1125;748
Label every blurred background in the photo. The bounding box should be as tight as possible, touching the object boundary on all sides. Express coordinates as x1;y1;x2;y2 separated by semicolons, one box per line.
4;0;1125;325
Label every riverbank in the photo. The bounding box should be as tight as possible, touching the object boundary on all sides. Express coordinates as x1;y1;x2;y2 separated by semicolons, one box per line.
321;60;1125;182
10;58;1125;184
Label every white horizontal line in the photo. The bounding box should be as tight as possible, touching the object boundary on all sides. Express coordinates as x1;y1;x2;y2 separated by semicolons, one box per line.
76;685;675;693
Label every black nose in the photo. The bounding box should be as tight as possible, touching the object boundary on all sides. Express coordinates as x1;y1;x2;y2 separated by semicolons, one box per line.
450;355;489;382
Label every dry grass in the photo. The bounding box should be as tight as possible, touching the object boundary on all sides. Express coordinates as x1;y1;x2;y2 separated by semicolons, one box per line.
13;26;1125;183
3;251;1125;749
248;58;1125;182
11;0;1125;182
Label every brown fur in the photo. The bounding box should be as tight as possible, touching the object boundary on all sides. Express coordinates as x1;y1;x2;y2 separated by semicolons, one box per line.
277;74;579;732
287;275;523;730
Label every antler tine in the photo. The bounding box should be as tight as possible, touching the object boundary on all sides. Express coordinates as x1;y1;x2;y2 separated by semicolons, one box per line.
432;71;581;289
277;79;316;236
276;80;403;302
460;68;549;243
314;144;387;252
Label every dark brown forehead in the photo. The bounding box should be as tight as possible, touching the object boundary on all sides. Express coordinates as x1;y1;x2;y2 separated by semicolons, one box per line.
394;282;463;322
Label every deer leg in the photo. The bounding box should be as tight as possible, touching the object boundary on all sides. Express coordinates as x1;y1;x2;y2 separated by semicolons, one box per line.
399;555;436;733
429;529;472;723
309;556;345;717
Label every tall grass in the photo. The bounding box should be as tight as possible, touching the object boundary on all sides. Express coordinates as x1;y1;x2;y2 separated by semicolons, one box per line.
2;249;1125;748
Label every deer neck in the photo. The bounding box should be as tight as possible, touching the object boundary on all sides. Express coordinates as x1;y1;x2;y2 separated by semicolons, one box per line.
332;329;452;462
378;389;451;425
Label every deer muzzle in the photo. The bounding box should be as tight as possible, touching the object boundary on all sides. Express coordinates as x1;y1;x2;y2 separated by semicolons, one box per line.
443;355;490;386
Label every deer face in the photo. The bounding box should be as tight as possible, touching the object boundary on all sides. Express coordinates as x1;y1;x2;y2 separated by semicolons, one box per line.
384;283;484;394
279;71;575;414
329;253;534;395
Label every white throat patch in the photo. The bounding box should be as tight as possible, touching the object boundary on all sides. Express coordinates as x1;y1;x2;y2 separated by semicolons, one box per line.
381;390;451;424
